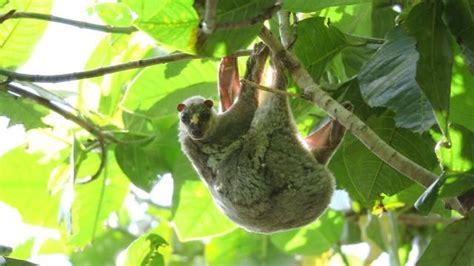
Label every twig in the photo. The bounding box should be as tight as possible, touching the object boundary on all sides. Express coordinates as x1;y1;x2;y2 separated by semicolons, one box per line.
0;10;137;34
0;49;253;83
5;83;111;183
202;0;218;34
257;27;464;214
1;5;281;35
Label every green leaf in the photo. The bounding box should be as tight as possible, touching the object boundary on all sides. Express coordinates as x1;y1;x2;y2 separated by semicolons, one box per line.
359;26;435;133
91;3;133;26
115;119;178;191
122;233;168;266
371;0;398;38
0;0;53;68
404;2;453;138
122;59;218;112
329;112;438;206
70;230;134;265
451;53;474;133
0;90;48;129
417;210;474;266
194;0;275;56
0;1;8;8
132;0;199;54
294;17;348;82
172;180;236;241
270;210;345;256
206;229;296;266
444;0;474;73
414;173;447;215
0;245;11;256
382;185;450;217
433;124;474;172
439;173;474;198
69;154;130;247
8;239;34;260
0;147;61;228
284;0;371;13
78;35;150;117
318;3;373;37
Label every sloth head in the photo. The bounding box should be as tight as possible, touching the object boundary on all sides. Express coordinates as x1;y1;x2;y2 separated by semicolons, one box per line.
177;96;216;140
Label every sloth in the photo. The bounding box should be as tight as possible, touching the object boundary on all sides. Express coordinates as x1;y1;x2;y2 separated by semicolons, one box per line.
177;43;347;233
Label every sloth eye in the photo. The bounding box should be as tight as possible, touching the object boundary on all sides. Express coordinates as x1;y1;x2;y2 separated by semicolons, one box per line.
181;113;190;124
201;111;210;121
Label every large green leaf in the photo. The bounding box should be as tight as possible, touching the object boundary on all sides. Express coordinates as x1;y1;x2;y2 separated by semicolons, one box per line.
418;210;474;266
0;90;48;129
444;0;474;73
194;0;275;56
205;229;296;266
404;2;453;138
294;17;349;82
129;0;274;56
115;117;179;191
78;34;150;117
317;3;373;37
270;210;344;256
69;154;130;247
451;53;474;133
284;0;371;13
0;0;53;68
433;124;474;173
329;112;438;206
172;180;236;241
359;27;436;133
121;59;218;111
70;230;134;265
0;147;60;228
122;233;168;266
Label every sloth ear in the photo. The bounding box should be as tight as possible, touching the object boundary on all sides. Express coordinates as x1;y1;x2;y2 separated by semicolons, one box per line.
177;103;186;112
204;99;214;108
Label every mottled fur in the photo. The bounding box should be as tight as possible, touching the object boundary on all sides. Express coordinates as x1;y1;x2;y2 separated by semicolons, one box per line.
178;46;335;233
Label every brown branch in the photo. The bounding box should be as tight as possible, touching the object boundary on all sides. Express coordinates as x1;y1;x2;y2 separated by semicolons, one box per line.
0;10;137;34
257;27;464;214
0;49;253;83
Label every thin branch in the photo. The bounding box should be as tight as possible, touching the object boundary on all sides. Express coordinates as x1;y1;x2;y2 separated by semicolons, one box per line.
1;5;281;35
257;27;464;214
5;83;111;184
0;10;137;34
202;0;218;34
0;49;253;83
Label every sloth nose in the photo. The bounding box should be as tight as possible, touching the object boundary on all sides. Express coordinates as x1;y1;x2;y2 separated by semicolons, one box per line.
191;128;202;136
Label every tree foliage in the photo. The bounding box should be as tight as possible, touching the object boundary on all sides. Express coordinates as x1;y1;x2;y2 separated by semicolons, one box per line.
0;0;474;265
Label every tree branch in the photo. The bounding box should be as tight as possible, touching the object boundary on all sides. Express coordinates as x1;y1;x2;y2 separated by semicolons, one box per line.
202;0;218;34
0;49;253;83
4;83;111;183
257;27;464;214
0;10;137;34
